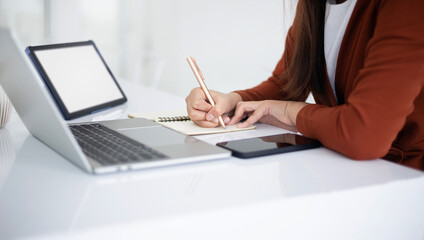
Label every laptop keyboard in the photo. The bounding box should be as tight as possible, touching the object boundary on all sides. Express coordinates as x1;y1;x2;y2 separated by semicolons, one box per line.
69;123;168;166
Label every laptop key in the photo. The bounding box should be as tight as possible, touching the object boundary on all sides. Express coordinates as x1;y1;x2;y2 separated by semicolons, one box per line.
70;124;168;166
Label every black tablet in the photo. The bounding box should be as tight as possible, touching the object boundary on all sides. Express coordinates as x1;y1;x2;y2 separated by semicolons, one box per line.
26;41;127;120
217;133;321;158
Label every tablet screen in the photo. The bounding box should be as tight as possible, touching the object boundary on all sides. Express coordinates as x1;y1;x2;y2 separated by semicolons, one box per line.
27;41;126;119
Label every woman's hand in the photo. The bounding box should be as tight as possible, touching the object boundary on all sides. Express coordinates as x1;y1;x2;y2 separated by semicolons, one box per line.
229;100;308;132
185;88;242;127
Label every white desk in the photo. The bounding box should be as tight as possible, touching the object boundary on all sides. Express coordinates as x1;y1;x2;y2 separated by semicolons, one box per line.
0;80;423;240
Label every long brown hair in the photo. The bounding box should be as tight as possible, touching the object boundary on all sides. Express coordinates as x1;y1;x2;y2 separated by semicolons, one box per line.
282;0;327;101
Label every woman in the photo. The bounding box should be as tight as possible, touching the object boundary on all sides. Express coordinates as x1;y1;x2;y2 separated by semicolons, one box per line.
185;0;424;170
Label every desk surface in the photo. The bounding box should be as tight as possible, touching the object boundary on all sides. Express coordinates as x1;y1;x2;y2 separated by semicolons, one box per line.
0;80;423;240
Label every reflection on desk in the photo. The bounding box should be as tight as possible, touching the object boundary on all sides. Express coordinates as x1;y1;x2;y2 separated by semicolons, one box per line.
0;134;423;239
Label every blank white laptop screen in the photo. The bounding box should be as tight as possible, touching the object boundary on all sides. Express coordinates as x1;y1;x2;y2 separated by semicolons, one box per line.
27;41;126;119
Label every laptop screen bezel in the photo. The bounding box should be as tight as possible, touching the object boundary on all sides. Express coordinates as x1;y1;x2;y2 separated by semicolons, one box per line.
25;40;127;120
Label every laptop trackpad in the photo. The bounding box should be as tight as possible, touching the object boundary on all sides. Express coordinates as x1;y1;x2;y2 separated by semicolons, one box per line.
118;126;188;147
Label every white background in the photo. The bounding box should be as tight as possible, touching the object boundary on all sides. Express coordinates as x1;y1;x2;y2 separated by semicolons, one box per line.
0;0;297;97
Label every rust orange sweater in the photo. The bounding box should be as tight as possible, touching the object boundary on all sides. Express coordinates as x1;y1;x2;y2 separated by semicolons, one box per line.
235;0;424;170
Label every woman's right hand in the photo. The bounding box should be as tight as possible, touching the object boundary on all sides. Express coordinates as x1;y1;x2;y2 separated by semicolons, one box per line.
185;88;242;127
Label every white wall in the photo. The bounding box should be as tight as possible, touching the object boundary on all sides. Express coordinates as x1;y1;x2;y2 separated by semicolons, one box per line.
141;0;293;96
0;0;297;97
0;0;45;44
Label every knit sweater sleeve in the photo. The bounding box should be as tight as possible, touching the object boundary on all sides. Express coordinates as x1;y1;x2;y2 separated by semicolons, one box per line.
297;0;424;159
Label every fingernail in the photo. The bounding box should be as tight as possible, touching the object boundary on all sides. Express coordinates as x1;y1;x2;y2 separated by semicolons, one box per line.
223;117;230;124
207;114;216;121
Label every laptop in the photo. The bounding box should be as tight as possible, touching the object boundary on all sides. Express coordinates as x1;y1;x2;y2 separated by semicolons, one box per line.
0;28;230;174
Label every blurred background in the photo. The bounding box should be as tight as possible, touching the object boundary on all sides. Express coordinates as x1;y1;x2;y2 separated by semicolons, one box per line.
0;0;297;97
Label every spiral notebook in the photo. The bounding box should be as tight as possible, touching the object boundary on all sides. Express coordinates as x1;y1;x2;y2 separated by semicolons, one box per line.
128;110;255;136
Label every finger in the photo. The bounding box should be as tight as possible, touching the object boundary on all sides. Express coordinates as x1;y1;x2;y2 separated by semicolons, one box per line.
205;111;219;123
187;108;208;121
186;88;212;112
188;106;221;125
185;88;203;105
238;108;264;128
228;102;245;125
208;104;226;120
186;99;212;116
192;99;213;112
229;102;255;125
222;115;231;124
189;87;206;99
206;105;228;123
192;119;220;128
229;113;246;126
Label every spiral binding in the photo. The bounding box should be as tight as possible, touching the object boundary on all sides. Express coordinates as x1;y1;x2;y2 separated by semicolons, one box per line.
157;116;191;122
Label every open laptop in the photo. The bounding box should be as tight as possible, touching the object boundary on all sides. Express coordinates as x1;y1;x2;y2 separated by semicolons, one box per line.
0;28;230;174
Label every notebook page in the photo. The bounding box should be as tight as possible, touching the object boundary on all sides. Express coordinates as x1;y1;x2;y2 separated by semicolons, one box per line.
159;121;255;136
128;111;256;136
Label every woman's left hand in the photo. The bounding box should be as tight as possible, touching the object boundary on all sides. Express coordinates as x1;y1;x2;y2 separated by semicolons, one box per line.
228;100;308;132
